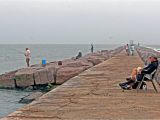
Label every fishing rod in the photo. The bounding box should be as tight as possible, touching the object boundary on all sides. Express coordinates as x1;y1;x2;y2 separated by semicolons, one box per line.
9;47;25;55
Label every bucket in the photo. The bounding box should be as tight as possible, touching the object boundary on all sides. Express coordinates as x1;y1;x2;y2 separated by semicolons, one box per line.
42;58;46;66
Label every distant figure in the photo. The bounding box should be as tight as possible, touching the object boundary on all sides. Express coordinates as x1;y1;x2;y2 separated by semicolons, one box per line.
75;51;82;59
25;48;31;67
130;45;135;56
125;44;130;56
91;44;94;53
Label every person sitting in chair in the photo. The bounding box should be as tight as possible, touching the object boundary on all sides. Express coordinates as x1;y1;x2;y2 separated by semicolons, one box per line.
119;55;159;89
136;55;159;81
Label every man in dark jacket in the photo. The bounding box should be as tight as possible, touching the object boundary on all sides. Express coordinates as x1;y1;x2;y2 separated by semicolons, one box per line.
119;55;159;89
136;56;159;81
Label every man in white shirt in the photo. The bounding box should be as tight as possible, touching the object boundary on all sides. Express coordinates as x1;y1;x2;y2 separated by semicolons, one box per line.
130;45;135;56
25;48;31;67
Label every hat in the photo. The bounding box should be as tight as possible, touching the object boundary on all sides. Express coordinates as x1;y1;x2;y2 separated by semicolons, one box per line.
149;55;158;61
148;53;157;58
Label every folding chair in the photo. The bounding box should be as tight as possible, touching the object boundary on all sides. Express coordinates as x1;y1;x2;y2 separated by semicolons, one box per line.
137;68;159;92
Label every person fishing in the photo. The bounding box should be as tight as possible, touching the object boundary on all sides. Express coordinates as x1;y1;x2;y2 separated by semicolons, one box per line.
91;44;94;53
24;48;31;67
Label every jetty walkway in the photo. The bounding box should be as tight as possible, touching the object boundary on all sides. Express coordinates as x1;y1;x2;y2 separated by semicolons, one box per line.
3;50;160;119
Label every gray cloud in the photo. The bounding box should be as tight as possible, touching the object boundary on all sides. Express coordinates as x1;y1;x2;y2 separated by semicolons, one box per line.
0;0;160;44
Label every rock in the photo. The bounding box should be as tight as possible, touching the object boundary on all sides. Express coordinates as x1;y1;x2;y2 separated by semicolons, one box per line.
24;86;34;92
15;68;36;88
34;68;52;85
137;46;160;62
0;70;17;88
83;55;106;65
53;58;93;84
81;50;117;65
19;92;43;104
45;65;58;84
56;67;86;84
63;59;93;68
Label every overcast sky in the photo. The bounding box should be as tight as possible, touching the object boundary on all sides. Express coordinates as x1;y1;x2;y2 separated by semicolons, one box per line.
0;0;160;44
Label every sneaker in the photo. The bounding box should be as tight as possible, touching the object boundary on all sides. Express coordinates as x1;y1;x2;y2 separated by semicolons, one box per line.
119;83;126;87
123;84;131;90
119;83;127;89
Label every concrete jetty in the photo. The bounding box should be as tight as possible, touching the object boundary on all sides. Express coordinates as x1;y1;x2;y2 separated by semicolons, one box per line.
2;50;160;119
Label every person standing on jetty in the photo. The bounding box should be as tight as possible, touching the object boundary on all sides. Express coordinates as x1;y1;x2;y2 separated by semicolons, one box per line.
24;48;31;67
125;44;130;56
91;44;94;53
130;44;135;56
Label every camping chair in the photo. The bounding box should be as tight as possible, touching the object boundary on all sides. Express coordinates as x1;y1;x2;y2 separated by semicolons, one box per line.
137;68;160;92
